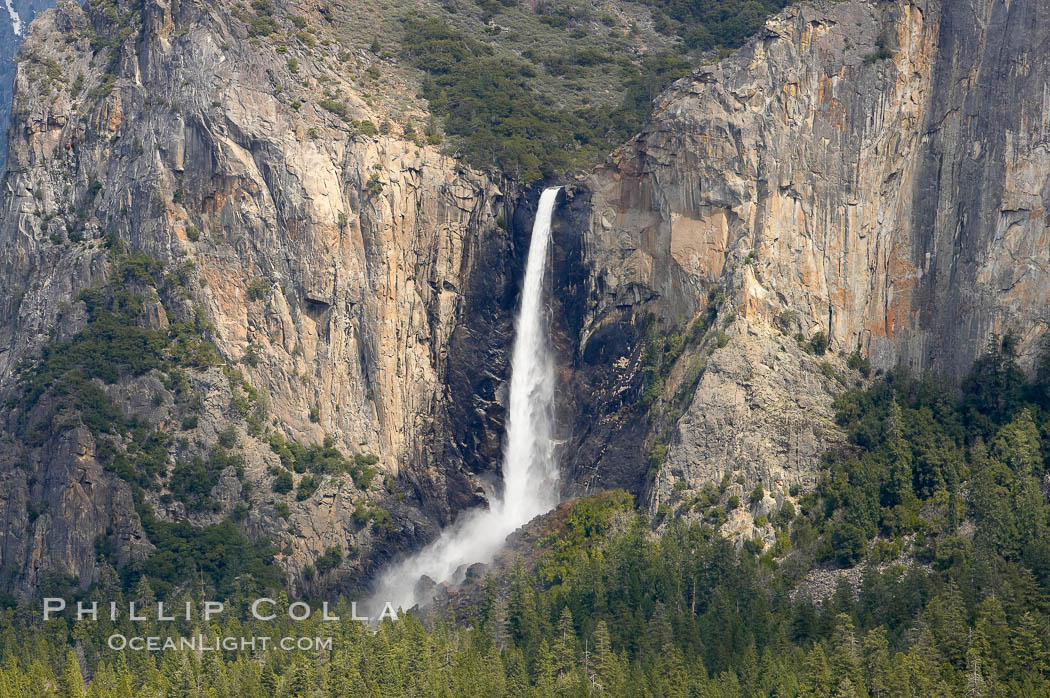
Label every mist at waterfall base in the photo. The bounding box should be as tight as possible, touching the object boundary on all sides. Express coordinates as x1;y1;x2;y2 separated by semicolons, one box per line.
368;187;562;613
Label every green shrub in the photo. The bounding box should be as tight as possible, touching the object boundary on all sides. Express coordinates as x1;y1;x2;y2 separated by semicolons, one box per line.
13;252;226;488
809;331;828;355
774;501;795;527
741;537;765;556
246;277;270;301
366;174;384;196
847;349;872;377
819;361;845;386
247;15;277;36
648;441;668;473
315;546;343;574
633;0;789;50
352;501;393;531
399;17;692;181
831;523;866;565
217;426;238;449
242;344;260;368
170;447;244;512
272;470;293;494
296;474;320;500
864;33;894;64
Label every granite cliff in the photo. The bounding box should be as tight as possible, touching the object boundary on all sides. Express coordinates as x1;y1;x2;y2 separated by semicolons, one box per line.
2;0;1050;593
0;0;511;594
0;0;55;173
569;0;1050;540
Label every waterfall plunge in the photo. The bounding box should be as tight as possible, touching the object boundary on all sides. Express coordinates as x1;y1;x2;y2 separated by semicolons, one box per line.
370;187;562;612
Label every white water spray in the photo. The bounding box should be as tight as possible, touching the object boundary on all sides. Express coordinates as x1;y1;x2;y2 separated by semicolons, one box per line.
370;187;562;612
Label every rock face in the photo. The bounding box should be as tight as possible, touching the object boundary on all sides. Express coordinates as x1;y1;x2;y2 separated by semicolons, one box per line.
4;0;1050;588
570;0;1050;531
0;0;55;173
0;0;509;593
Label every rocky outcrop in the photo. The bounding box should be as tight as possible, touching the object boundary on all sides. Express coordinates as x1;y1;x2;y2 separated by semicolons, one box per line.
570;0;1050;532
0;421;150;591
0;0;54;173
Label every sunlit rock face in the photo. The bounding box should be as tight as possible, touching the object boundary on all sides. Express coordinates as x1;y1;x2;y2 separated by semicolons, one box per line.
0;0;507;594
574;0;1050;530
3;0;1050;587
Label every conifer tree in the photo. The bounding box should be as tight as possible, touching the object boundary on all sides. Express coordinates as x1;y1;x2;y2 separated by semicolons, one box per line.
828;615;862;687
534;639;556;696
801;645;832;698
860;627;891;698
592;620;625;695
57;651;86;698
885;401;917;509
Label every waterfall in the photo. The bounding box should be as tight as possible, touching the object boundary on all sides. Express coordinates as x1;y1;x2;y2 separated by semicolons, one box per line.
369;186;562;612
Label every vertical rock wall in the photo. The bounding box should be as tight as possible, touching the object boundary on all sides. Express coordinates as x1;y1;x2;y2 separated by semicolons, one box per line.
569;0;1050;533
0;0;508;592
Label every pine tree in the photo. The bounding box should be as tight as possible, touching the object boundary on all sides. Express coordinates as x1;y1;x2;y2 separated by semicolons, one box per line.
964;648;987;698
534;639;556;696
280;659;313;698
1011;612;1050;676
829;614;863;689
503;647;530;697
885;401;917;509
899;631;944;696
86;661;114;698
927;584;968;668
647;602;672;652
973;596;1010;677
57;651;86;698
201;651;231;697
801;645;832;698
991;408;1041;475
425;114;443;145
481;645;507;696
592;620;625;695
552;607;579;682
163;652;199;698
732;644;758;698
133;577;156;609
483;583;509;652
832;677;862;698
861;627;891;698
260;661;280;694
